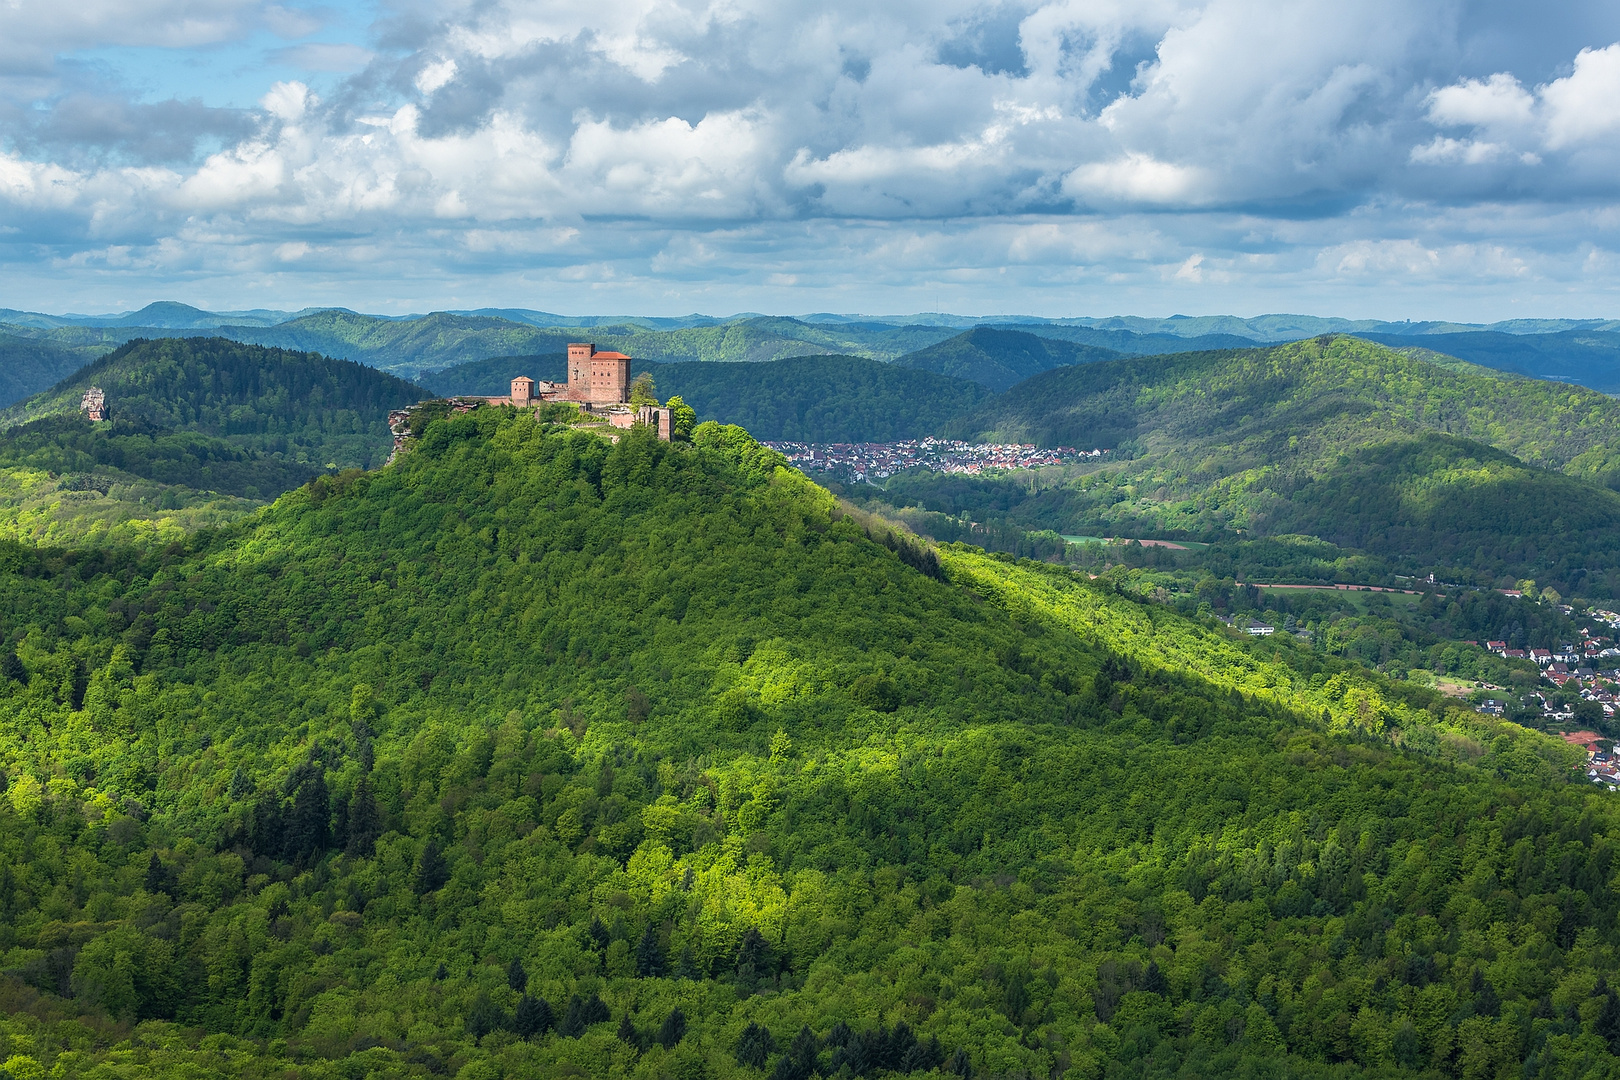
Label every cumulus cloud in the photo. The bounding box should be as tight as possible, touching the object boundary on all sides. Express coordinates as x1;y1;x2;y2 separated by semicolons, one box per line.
0;0;1617;313
1415;42;1620;167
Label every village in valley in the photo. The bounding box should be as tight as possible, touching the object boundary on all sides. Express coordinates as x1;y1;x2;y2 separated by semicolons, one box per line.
766;437;1109;483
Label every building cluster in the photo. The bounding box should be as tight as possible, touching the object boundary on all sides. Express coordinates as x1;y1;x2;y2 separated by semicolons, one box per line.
1558;732;1620;788
1484;637;1620;669
765;438;1108;483
389;343;671;458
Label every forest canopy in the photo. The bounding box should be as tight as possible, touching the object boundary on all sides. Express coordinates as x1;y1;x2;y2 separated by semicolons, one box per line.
0;409;1615;1079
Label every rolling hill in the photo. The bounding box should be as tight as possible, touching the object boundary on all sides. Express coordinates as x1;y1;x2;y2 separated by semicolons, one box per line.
1360;329;1620;393
867;335;1620;595
0;338;427;548
951;335;1620;476
2;336;428;470
0;410;1608;1079
892;327;1123;391
0;334;94;408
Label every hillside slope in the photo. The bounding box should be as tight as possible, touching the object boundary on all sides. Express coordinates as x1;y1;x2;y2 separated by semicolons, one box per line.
894;327;1122;391
1361;329;1620;393
0;335;93;408
0;412;1610;1080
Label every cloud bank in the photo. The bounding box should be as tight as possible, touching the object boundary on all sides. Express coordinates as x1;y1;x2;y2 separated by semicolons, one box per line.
1;0;1618;316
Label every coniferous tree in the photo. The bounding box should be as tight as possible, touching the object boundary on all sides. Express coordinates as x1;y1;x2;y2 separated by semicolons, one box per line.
634;926;665;977
346;775;381;857
0;650;26;684
736;926;771;993
559;995;588;1038
656;1008;687;1049
466;989;505;1039
144;852;168;894
1597;982;1620;1054
787;1026;819;1076
507;957;528;993
414;839;450;895
286;768;330;862
735;1022;775;1069
617;1012;640;1049
227;766;251;801
675;943;700;980
513;994;554;1039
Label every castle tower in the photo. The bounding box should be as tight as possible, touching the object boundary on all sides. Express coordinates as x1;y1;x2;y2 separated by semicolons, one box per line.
510;375;536;403
567;343;594;396
566;342;632;404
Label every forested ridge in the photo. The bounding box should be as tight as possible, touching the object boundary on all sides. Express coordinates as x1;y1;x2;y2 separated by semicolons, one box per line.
0;409;1617;1079
1;337;427;471
854;336;1620;597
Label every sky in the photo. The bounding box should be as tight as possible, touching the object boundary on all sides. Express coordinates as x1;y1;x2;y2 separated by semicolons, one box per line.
1;0;1619;319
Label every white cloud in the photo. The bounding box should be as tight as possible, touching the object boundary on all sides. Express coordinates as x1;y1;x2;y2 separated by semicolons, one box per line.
1417;41;1620;162
416;59;459;96
1064;154;1207;205
1426;73;1534;129
1541;43;1620;149
260;81;312;124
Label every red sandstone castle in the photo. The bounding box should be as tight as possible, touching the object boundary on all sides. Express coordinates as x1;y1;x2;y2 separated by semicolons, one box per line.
388;343;671;461
493;343;672;440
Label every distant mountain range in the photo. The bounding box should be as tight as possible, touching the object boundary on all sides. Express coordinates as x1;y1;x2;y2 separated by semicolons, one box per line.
4;302;1620;411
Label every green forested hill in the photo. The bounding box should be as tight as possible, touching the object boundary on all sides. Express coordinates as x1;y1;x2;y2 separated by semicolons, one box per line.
951;336;1620;475
893;328;1122;392
0;338;425;549
0;414;318;548
0;334;101;407
0;412;1616;1079
876;336;1620;595
420;352;573;395
424;354;993;442
2;337;427;470
1360;330;1620;393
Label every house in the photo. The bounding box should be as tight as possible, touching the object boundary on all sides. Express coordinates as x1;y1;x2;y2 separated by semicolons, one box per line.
1530;648;1553;666
1486;640;1507;655
1505;648;1528;660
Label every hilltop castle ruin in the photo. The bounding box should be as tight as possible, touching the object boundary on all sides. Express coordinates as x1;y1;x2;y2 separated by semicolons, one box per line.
493;343;672;440
80;386;107;422
388;343;671;460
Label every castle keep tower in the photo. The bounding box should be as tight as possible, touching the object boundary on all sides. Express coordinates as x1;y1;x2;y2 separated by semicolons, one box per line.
566;343;631;405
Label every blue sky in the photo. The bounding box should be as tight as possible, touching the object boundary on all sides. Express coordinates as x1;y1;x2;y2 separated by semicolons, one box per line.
2;0;1619;319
